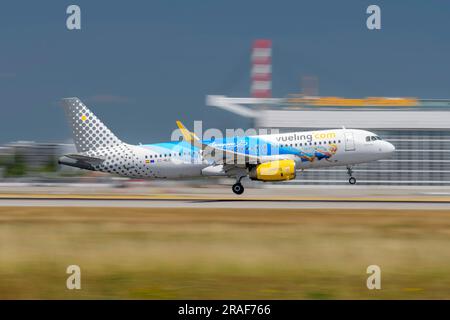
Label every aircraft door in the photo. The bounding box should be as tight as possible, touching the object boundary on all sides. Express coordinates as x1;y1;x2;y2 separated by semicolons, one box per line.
344;132;356;151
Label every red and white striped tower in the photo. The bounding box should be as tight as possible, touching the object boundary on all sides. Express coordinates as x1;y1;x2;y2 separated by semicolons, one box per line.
251;39;272;98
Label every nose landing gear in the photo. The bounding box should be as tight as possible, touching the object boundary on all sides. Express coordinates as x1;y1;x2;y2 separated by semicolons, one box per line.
347;166;357;185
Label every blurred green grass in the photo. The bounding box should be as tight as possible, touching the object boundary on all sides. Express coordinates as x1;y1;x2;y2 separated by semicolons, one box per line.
0;207;449;299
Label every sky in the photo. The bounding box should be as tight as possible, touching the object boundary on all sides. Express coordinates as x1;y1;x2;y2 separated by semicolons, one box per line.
0;0;450;144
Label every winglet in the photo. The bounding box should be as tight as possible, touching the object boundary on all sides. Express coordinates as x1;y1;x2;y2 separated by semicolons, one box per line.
176;121;199;142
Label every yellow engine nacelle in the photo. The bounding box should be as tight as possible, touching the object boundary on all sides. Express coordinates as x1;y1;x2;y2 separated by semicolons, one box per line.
249;160;296;181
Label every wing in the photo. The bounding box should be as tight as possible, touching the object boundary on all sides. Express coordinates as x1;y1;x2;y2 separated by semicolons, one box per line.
175;121;294;168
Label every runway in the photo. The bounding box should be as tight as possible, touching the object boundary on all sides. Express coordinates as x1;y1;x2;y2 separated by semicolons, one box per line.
2;196;450;209
2;185;450;209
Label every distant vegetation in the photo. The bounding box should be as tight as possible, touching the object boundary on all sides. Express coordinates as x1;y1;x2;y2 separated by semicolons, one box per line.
0;154;59;178
37;157;58;174
0;154;27;177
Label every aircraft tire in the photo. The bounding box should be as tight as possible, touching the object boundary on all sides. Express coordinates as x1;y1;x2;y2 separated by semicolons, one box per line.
232;183;245;195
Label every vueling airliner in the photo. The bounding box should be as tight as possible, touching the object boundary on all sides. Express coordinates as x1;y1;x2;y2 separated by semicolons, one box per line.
58;98;395;194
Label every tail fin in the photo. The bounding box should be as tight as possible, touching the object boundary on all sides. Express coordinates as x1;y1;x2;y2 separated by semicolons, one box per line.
61;97;123;152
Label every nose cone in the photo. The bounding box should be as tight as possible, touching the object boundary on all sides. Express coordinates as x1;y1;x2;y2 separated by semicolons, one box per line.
385;142;395;155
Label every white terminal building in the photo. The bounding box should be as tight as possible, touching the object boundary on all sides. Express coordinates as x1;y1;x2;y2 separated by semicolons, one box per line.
207;40;450;186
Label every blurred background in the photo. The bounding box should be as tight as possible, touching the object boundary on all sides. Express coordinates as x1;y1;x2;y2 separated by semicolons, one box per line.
1;1;450;299
1;1;450;189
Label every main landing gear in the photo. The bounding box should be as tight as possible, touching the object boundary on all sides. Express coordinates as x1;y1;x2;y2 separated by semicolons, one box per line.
232;183;244;195
232;176;245;195
347;166;357;185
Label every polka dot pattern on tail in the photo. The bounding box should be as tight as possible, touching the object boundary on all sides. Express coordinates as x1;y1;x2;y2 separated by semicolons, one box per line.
62;97;123;153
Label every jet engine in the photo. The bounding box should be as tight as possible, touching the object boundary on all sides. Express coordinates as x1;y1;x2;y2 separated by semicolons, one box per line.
249;159;296;181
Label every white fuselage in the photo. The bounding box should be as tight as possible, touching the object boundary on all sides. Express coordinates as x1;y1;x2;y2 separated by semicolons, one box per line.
80;128;395;180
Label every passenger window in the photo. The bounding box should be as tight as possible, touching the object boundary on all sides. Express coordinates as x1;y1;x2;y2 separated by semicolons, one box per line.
366;136;371;142
371;136;377;141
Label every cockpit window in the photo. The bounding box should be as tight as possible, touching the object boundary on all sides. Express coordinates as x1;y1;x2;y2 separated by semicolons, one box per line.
366;135;382;142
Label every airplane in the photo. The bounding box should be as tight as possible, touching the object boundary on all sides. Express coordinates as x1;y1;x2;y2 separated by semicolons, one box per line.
58;97;396;195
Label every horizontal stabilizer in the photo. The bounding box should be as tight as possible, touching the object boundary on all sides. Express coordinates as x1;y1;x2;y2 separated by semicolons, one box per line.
65;153;105;164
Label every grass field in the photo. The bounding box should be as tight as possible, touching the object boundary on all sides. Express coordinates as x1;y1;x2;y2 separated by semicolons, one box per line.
0;206;449;299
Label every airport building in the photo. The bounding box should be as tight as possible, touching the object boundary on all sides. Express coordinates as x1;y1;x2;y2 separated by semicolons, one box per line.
207;95;450;186
207;40;450;186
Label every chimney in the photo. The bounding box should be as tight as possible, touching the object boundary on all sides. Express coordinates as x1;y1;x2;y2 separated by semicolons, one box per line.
251;39;272;98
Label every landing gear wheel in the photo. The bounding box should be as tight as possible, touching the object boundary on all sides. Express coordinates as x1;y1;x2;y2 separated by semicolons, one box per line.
346;166;356;185
232;183;244;195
